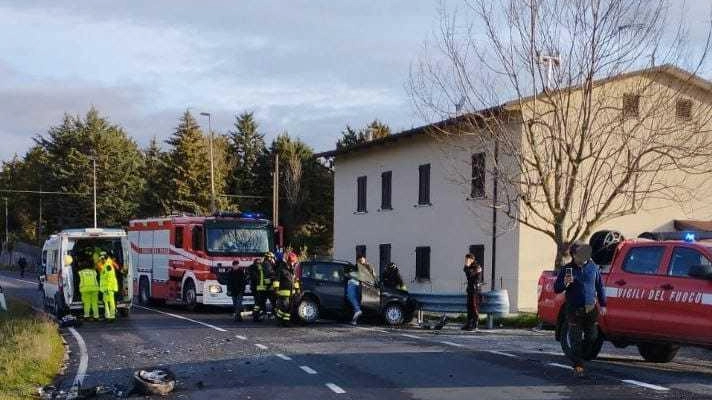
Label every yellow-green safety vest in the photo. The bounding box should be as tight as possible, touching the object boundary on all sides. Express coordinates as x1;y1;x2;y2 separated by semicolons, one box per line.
78;268;99;292
99;262;119;292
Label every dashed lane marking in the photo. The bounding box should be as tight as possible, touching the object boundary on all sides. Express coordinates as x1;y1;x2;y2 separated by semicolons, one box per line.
300;365;318;374
622;380;669;391
68;327;88;387
487;350;519;358
133;305;227;332
375;329;390;333
275;353;292;361
548;362;574;370
255;344;269;350
400;334;422;339
326;383;346;394
439;341;465;348
235;335;247;340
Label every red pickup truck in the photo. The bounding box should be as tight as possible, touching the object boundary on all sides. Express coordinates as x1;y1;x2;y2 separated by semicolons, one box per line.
538;231;712;363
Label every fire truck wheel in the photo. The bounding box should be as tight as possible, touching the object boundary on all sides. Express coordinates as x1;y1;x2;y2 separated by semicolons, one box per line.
138;277;151;306
183;280;198;311
637;343;679;363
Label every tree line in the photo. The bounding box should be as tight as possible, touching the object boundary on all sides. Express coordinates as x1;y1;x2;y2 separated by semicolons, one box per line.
0;108;389;255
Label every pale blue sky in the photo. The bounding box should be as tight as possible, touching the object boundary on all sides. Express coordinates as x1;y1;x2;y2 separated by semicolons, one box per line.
0;1;710;161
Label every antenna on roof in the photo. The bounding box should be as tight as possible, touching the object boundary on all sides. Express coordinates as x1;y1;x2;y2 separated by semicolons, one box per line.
536;51;561;89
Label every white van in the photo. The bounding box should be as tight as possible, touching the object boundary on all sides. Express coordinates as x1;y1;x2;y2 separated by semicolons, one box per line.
40;228;133;318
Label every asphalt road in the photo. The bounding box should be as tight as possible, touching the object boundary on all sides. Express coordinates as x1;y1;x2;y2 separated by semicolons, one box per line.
2;271;712;400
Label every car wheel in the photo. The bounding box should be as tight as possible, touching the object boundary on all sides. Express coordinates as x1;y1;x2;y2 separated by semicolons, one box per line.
138;277;151;306
559;322;604;361
183;280;198;311
297;298;319;324
132;368;176;395
637;343;679;363
384;303;405;326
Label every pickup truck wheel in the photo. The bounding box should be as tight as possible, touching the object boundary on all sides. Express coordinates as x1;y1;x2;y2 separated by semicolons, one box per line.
384;303;405;326
297;298;319;324
183;280;198;312
559;322;604;361
637;343;679;363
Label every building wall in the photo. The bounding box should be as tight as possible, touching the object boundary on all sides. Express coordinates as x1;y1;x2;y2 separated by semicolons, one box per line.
333;134;521;308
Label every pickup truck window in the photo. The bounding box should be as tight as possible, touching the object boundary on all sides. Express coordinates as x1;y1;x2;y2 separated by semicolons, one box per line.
622;246;665;275
668;247;712;277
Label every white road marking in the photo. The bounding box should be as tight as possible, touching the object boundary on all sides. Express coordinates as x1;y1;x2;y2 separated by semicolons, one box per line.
1;275;38;285
275;353;292;361
133;305;227;332
68;327;88;387
622;380;670;391
255;344;269;350
548;362;574;370
400;334;422;339
439;341;465;348
325;383;346;394
300;365;317;374
375;329;390;333
235;335;247;340
487;350;519;358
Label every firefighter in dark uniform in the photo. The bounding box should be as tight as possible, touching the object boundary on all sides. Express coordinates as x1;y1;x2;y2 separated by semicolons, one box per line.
275;252;300;326
463;253;483;331
249;252;274;322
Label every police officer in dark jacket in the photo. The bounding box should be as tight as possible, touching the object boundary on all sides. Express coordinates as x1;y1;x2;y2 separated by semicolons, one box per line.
554;241;607;376
226;261;248;322
382;262;406;291
463;253;482;331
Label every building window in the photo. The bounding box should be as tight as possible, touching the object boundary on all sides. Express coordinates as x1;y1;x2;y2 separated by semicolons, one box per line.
418;164;431;205
355;245;367;261
379;243;391;276
381;171;392;210
175;227;184;249
622;93;640;118
469;244;485;268
415;246;431;280
676;98;693;121
471;153;486;198
356;176;367;212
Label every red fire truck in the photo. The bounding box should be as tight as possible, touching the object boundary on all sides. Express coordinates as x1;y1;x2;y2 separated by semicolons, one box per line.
128;212;282;309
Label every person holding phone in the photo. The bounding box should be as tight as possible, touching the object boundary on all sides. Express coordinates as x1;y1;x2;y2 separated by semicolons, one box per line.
554;241;607;377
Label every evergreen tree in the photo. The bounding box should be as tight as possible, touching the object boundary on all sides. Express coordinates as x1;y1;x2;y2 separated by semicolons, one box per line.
335;119;391;150
228;112;269;211
163;111;214;214
138;137;169;217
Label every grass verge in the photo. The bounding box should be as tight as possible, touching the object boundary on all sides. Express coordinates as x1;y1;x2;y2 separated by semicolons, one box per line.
0;299;64;400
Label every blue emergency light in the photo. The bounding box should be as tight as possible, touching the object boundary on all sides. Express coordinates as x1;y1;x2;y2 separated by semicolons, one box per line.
684;232;696;242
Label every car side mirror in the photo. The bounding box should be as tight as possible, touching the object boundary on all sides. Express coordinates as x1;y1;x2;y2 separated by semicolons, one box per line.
688;264;712;280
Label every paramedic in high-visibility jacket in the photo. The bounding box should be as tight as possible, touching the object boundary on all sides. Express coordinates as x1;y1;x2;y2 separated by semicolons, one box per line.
275;252;300;326
78;257;100;320
98;252;119;321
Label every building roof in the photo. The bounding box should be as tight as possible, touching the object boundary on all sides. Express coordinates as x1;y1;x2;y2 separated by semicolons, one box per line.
315;64;712;159
674;219;712;232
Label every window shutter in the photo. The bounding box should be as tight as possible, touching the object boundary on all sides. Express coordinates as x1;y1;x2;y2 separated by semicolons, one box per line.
416;246;431;279
471;153;486;198
676;99;693;120
381;171;392;209
418;164;430;205
357;176;367;212
379;243;391;276
355;245;367;260
622;93;640;118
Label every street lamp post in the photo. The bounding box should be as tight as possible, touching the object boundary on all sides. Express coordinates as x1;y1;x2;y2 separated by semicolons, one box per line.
92;157;97;228
3;197;7;251
200;112;216;213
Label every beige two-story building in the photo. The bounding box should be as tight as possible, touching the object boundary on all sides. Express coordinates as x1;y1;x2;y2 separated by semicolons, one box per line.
317;65;712;311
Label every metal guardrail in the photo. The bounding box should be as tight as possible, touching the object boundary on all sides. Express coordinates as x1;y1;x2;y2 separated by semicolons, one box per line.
411;290;511;317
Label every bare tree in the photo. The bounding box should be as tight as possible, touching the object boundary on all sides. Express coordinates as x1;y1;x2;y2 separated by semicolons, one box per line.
410;0;712;266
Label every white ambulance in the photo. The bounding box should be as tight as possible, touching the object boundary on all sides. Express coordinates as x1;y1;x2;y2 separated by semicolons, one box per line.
40;228;133;318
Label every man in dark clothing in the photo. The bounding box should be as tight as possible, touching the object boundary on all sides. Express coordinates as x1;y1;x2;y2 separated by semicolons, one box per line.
462;253;483;331
554;241;607;376
18;257;27;278
275;252;300;326
226;260;248;322
382;262;406;291
249;253;274;322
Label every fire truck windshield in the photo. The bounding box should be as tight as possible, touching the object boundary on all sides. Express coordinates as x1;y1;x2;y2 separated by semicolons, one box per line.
205;225;272;255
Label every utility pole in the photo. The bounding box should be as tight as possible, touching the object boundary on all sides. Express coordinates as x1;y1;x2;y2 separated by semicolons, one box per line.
3;197;7;251
272;153;279;226
200;112;216;213
92;157;97;228
38;185;43;244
